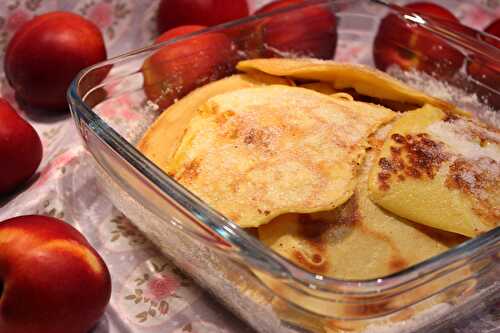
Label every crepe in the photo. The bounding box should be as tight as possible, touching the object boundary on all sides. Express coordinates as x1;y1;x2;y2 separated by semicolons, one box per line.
166;85;395;228
368;105;500;237
138;73;292;171
259;143;466;280
237;58;466;115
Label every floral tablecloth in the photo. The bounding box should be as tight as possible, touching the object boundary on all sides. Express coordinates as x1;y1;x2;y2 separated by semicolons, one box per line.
0;1;499;332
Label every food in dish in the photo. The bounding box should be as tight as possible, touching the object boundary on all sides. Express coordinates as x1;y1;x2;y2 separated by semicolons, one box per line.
139;58;498;280
260;140;466;280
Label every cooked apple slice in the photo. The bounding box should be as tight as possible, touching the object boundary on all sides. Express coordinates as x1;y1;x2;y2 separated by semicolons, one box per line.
166;85;394;228
368;104;499;237
237;58;466;115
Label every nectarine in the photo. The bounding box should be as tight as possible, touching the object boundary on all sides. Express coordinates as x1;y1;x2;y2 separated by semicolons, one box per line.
142;25;237;109
0;215;111;333
483;18;500;48
0;98;42;195
157;0;249;34
373;2;465;78
255;0;337;59
466;18;500;109
4;11;107;111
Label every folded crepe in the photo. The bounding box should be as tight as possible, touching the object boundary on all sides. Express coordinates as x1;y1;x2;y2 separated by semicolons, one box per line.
368;104;500;237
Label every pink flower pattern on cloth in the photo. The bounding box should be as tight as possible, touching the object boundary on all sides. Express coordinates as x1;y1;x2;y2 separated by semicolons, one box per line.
0;1;498;333
146;274;181;300
88;2;114;29
5;9;31;32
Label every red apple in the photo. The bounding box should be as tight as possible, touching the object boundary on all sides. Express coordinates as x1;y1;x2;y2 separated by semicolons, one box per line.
4;11;107;111
142;25;237;109
373;2;465;78
466;18;500;109
0;215;111;333
157;0;249;34
255;0;337;59
0;98;42;195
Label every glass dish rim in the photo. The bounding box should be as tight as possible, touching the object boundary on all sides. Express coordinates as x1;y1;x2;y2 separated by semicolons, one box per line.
68;0;500;296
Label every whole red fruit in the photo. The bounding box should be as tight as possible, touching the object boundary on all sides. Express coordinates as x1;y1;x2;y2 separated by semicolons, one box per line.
0;215;112;333
142;25;237;109
483;18;500;48
0;99;42;195
466;18;500;109
255;0;337;59
4;11;107;111
373;2;465;78
157;0;249;34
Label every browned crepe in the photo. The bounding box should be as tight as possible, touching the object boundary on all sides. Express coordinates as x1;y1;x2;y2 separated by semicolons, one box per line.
368;105;500;237
237;58;467;115
165;85;394;227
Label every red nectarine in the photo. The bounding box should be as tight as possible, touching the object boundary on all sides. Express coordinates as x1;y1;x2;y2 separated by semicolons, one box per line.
255;0;337;59
0;215;111;333
157;0;249;34
373;2;465;78
483;18;500;48
142;25;237;109
4;11;107;111
466;18;500;109
0;98;42;195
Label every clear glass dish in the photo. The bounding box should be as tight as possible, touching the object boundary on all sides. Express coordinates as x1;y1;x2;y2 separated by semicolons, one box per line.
68;1;500;332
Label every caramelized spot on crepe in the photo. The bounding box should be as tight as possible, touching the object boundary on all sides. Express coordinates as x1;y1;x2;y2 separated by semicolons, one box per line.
377;132;449;191
297;215;331;242
176;159;201;183
389;257;409;271
405;134;449;178
292;250;329;274
446;157;500;225
243;128;272;148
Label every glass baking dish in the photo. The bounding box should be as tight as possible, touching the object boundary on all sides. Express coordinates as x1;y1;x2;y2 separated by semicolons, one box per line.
68;1;500;332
